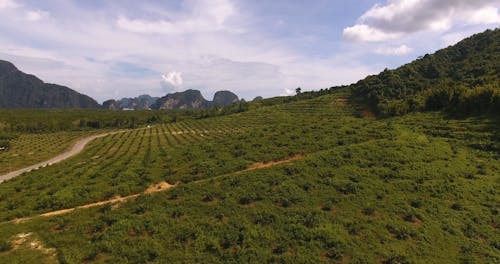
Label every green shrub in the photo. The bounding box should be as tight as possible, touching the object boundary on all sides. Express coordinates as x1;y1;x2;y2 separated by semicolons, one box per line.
0;240;12;252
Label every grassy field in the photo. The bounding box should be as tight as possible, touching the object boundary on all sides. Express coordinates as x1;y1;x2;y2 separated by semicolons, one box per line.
0;91;498;263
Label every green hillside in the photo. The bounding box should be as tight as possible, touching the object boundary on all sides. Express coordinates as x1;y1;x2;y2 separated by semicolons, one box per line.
350;28;499;116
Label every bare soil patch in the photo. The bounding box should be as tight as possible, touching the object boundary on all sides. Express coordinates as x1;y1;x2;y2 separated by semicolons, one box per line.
244;154;304;171
10;232;57;259
333;98;348;105
362;109;377;120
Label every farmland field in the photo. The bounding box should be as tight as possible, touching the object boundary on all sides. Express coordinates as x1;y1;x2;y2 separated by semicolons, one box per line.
0;91;498;263
0;131;93;175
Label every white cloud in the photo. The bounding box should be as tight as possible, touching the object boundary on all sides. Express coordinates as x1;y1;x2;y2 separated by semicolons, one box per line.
282;88;295;96
0;0;19;9
162;71;183;86
25;10;49;21
344;0;500;42
0;0;49;22
360;0;421;22
467;6;500;24
161;71;183;92
199;0;235;25
374;44;413;55
343;24;400;42
117;0;235;34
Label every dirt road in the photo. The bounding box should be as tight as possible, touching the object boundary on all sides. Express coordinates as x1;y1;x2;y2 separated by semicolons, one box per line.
0;131;123;183
8;154;305;223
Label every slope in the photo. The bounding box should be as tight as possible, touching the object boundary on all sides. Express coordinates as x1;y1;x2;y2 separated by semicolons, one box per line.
350;28;499;116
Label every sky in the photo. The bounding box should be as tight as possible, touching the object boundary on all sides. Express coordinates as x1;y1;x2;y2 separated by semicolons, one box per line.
0;0;499;102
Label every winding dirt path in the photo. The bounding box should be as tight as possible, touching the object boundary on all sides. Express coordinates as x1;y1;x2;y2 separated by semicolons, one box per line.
242;154;303;172
35;181;178;219
10;154;305;223
0;130;129;183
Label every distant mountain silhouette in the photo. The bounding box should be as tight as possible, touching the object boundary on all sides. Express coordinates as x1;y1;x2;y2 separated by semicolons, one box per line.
102;99;121;110
151;89;240;110
0;60;100;108
213;90;239;106
103;95;159;110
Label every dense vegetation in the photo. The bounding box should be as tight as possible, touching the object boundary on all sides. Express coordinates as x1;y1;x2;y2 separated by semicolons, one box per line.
349;28;499;117
0;101;254;133
0;132;16;150
0;109;184;133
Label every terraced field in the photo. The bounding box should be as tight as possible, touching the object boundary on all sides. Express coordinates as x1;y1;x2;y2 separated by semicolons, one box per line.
0;93;498;263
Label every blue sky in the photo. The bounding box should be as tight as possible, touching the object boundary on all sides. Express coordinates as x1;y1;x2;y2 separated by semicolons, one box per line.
0;0;499;102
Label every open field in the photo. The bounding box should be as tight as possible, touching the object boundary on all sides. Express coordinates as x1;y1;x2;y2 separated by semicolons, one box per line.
0;92;498;263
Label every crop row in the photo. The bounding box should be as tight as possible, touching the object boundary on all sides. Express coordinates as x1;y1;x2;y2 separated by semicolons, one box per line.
0;119;249;219
0;131;88;174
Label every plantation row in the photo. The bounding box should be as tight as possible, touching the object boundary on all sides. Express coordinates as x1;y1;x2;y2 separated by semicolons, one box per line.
0;94;358;220
0;131;90;174
0;118;252;220
272;93;355;117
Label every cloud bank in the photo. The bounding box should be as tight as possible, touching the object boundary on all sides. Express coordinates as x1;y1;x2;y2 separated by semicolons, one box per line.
375;44;413;55
344;0;500;42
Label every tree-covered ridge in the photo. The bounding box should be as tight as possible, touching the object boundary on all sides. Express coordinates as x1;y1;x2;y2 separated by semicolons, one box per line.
351;28;500;116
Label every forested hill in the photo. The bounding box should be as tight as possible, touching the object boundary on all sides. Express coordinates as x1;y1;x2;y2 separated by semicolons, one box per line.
350;28;499;117
0;60;100;109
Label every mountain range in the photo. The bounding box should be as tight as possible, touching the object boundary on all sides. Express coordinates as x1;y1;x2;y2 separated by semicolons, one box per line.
150;89;240;110
102;95;159;110
102;90;241;110
0;60;242;110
